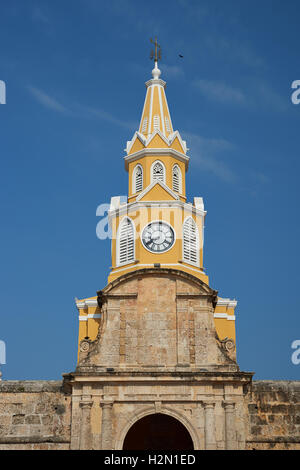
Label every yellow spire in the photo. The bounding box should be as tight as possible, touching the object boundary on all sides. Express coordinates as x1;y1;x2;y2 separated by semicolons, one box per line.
138;38;174;138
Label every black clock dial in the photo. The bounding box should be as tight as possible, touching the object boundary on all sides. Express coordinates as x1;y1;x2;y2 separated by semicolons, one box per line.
142;222;175;253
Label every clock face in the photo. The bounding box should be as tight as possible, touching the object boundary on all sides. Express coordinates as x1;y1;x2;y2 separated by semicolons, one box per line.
141;221;175;253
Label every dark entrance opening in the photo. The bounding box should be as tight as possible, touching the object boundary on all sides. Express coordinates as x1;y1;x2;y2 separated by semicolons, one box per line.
122;413;194;450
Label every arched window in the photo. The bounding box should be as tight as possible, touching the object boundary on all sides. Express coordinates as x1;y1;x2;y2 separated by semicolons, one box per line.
183;217;199;266
133;164;143;193
172;164;182;193
117;217;135;266
151;161;165;184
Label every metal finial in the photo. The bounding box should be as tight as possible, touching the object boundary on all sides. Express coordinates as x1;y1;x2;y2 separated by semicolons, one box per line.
150;37;162;64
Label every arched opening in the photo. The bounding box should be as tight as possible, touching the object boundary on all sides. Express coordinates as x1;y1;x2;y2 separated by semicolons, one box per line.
122;413;194;450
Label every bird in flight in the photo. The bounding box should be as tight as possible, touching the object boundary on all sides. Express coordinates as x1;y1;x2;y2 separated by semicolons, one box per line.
179;54;184;58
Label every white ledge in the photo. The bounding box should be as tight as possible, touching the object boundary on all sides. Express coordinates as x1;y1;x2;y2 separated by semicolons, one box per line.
217;298;237;309
76;299;98;310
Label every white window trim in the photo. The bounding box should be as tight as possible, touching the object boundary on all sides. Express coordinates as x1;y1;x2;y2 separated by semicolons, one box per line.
182;216;200;267
116;216;135;267
172;164;182;194
132;164;143;194
150;160;166;185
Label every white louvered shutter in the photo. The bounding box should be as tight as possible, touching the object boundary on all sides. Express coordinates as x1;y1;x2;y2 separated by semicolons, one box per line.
135;165;143;192
152;162;165;183
165;117;171;133
183;218;199;266
141;118;148;134
153;115;160;131
118;218;134;265
172;165;180;192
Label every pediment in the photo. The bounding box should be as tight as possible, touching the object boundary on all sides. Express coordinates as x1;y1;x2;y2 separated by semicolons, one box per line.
136;180;179;202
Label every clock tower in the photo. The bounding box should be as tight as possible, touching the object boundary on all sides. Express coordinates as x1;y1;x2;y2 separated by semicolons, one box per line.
69;42;253;451
108;50;208;286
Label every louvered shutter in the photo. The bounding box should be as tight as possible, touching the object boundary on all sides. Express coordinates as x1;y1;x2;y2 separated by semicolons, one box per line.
183;218;199;266
153;115;160;131
141;117;148;134
165;117;171;133
118;218;135;265
135;165;143;192
172;165;181;192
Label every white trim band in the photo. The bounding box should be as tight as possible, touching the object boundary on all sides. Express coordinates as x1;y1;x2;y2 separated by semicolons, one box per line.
217;298;237;309
79;314;102;321
76;299;98;309
214;313;236;321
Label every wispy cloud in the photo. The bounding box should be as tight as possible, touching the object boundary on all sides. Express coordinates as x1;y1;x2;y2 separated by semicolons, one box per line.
193;77;288;113
183;132;237;183
73;104;138;130
27;86;137;130
27;86;70;114
193;79;246;106
161;64;184;80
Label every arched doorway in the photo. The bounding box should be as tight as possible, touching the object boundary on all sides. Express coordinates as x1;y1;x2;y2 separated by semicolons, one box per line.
123;413;194;450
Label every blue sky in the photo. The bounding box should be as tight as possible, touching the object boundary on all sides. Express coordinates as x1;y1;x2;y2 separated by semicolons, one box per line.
0;0;300;380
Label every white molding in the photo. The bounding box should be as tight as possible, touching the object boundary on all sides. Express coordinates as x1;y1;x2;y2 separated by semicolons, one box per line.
136;179;179;202
108;200;207;226
76;299;98;309
214;313;236;321
124;130;189;167
79;313;102;321
148;85;154;134
217;298;237;309
194;197;205;212
158;85;166;135
145;78;166;88
124;147;189;170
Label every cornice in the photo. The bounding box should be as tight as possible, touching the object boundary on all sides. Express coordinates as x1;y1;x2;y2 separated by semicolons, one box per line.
108;200;206;225
124;148;190;171
76;299;98;310
217;298;238;309
145;78;166;88
125;129;188;156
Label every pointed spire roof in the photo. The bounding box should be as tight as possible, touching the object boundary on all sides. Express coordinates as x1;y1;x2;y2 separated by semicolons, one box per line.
125;39;189;165
138;53;174;138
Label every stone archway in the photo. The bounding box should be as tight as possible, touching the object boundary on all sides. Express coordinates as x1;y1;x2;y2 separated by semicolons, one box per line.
122;413;194;450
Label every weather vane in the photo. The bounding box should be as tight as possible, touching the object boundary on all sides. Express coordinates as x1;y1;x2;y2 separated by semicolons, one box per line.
150;37;161;63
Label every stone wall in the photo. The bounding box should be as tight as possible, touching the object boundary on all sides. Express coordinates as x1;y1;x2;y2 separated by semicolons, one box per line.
246;381;300;450
1;379;300;449
0;381;71;450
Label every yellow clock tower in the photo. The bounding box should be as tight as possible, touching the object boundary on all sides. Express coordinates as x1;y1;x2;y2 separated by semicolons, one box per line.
67;41;255;451
75;42;238;362
108;46;207;285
